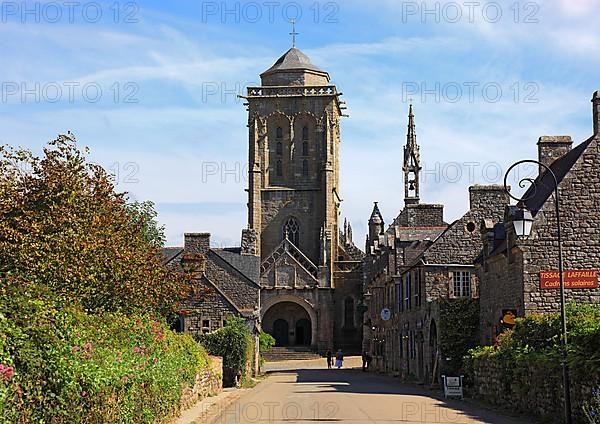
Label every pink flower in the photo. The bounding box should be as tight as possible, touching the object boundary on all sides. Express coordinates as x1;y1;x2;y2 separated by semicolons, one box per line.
153;357;158;364
72;346;80;352
81;391;87;397
84;343;92;351
133;347;141;354
0;364;15;381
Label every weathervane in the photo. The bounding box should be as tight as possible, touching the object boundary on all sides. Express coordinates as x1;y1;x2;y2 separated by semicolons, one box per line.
289;19;299;48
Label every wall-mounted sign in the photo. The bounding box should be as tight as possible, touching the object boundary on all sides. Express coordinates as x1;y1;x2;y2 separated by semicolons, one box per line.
539;270;598;290
500;309;517;328
380;308;391;321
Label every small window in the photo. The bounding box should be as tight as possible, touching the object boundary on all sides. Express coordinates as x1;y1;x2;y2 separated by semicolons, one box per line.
466;221;476;233
302;141;309;156
453;271;471;297
276;127;283;139
276;160;282;177
302;126;309;140
276;141;282;155
202;319;210;334
302;160;309;176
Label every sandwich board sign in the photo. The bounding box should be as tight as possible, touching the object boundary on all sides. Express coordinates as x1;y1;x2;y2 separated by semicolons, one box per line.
442;375;464;399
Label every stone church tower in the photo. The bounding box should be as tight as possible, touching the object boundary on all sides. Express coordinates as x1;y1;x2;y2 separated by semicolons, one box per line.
242;47;363;353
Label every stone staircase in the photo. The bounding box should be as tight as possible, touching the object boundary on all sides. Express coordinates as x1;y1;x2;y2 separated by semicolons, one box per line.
262;346;322;362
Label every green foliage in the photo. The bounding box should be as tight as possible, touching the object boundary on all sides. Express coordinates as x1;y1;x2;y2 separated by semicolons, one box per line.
124;200;166;249
0;135;203;422
0;134;185;315
258;330;276;353
439;298;480;375
0;296;209;423
466;303;600;423
197;316;253;384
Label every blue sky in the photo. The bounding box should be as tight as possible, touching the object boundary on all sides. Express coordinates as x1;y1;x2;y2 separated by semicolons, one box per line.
0;0;598;247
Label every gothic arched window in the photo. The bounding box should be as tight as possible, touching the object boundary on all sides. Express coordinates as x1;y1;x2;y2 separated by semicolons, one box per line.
302;160;309;176
302;126;309;140
276;141;282;156
276;127;283;139
344;297;355;328
282;217;300;246
302;141;308;156
276;160;282;177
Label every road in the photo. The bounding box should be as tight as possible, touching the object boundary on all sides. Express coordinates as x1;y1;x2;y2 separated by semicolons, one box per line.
206;358;532;424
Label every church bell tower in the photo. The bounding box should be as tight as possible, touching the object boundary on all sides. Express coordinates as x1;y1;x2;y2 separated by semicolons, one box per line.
242;46;344;288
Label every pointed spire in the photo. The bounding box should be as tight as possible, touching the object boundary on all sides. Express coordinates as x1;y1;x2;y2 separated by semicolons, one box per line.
369;202;383;225
403;104;422;204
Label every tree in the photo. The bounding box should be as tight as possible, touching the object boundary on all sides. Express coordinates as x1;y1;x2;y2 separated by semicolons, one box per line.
0;133;184;315
124;200;166;248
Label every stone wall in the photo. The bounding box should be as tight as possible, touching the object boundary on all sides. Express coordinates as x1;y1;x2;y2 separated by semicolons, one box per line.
179;356;223;411
397;203;445;227
470;354;594;423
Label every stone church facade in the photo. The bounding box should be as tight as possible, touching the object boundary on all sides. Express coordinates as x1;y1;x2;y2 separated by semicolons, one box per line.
241;48;363;353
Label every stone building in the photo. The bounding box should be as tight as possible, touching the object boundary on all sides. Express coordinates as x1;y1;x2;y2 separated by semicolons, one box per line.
162;231;261;336
477;91;600;345
363;105;508;382
240;47;364;353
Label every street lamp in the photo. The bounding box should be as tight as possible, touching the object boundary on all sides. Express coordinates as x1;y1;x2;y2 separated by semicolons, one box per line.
504;159;572;424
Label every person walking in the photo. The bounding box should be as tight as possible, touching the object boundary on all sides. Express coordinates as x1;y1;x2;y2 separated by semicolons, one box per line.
362;351;368;372
326;350;332;369
335;349;344;369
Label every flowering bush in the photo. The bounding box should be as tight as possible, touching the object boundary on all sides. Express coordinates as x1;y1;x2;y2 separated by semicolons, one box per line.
0;301;209;423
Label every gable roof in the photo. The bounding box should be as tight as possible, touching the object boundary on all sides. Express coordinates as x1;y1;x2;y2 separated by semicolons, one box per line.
202;275;255;318
522;135;595;216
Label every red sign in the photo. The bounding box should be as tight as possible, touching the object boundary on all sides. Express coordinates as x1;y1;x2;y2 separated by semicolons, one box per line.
539;270;598;290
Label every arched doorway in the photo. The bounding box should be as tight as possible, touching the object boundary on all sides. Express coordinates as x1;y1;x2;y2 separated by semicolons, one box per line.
295;319;311;346
262;299;315;347
273;319;289;346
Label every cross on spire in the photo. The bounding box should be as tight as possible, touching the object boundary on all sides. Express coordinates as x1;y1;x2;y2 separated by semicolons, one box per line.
289;19;299;48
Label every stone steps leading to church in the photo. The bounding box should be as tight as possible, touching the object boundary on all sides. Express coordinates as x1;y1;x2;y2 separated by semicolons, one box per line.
263;346;322;362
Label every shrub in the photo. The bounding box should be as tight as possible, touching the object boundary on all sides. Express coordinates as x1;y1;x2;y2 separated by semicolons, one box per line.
197;316;253;386
0;297;209;423
259;331;276;353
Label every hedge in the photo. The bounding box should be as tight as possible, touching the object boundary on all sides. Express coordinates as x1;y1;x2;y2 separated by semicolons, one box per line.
465;303;600;423
0;300;210;423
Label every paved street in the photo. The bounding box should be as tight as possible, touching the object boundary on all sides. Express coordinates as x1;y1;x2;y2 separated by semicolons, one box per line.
205;359;532;424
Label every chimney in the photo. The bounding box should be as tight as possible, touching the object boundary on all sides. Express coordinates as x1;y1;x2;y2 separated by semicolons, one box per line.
537;136;572;171
468;185;509;220
593;90;600;135
184;233;210;254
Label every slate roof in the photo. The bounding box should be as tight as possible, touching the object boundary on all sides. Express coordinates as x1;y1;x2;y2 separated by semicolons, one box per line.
522;135;595;216
261;47;327;77
161;247;183;264
211;248;261;287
